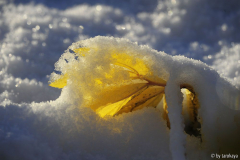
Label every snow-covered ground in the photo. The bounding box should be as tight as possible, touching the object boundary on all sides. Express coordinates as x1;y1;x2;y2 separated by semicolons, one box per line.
0;0;240;160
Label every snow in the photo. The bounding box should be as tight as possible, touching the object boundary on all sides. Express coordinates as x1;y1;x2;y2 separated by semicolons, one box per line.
0;1;240;160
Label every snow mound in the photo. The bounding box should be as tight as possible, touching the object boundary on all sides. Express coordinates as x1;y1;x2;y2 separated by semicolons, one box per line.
1;1;240;159
49;36;240;160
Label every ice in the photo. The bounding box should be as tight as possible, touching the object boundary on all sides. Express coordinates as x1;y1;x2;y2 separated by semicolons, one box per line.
0;1;240;160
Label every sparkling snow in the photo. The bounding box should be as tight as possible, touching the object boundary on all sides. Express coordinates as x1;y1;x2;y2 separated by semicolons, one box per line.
0;0;240;160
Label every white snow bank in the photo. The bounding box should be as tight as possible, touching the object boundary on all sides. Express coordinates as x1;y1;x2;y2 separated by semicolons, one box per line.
0;99;172;160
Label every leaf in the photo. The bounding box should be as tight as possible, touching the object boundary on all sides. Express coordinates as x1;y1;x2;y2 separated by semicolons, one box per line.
49;74;68;88
116;86;165;115
96;96;133;117
111;53;150;76
49;47;168;118
89;83;148;111
73;47;90;57
132;92;164;111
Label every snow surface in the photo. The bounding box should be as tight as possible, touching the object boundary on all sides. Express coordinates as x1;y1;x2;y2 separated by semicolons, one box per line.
0;0;240;160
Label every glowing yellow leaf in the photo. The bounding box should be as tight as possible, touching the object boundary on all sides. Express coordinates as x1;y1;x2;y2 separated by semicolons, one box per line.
113;56;166;86
95;79;103;85
111;53;150;76
96;96;133;117
89;83;148;111
105;72;113;79
73;47;90;57
182;88;200;123
49;45;168;118
49;74;68;88
116;93;164;115
114;62;139;75
122;86;164;110
162;95;170;128
116;86;164;114
132;92;164;111
163;95;168;114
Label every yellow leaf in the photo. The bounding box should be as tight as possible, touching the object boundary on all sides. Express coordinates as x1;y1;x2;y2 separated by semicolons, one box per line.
49;45;168;118
49;74;68;88
116;93;164;115
111;53;150;76
162;95;170;128
73;47;90;57
89;83;148;111
132;92;164;111
182;88;200;122
96;96;133;117
116;86;164;114
95;79;103;85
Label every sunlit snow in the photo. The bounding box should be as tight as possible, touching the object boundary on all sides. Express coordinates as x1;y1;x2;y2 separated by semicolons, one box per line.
0;1;240;160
